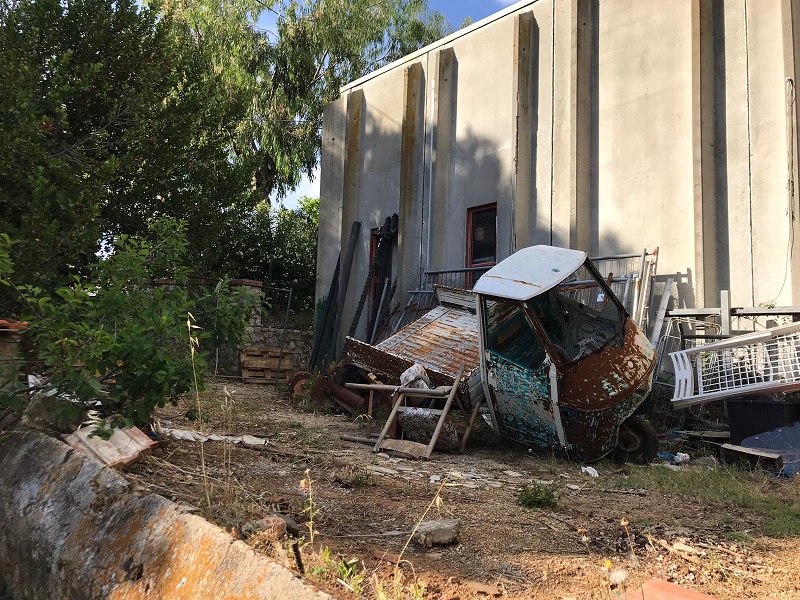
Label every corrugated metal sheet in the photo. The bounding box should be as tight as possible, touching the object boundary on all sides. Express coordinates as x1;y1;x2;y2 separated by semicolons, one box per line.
375;305;480;381
344;304;484;407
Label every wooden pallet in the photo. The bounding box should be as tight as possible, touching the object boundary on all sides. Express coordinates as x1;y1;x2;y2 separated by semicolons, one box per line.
240;346;297;383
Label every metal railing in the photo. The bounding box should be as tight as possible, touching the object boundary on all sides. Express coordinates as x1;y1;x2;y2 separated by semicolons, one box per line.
382;267;490;339
382;250;659;343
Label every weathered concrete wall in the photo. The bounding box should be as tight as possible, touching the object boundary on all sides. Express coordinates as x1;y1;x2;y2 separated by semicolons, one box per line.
318;0;800;354
0;430;332;600
590;0;694;274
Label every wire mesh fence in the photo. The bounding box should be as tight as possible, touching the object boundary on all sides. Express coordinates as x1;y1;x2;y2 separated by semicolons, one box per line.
381;267;490;340
671;322;800;407
648;317;725;433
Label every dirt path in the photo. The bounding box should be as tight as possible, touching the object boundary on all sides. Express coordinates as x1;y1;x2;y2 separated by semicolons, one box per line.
122;382;800;600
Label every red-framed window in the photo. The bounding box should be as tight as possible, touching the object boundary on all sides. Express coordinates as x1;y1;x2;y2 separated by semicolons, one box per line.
466;203;497;286
466;203;498;267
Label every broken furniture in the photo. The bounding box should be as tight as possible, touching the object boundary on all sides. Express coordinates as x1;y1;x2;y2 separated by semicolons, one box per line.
671;322;800;408
346;286;484;410
669;322;800;472
348;245;659;463
345;365;467;459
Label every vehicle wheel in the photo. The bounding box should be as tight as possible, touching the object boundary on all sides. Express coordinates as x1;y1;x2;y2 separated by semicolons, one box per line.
614;416;659;464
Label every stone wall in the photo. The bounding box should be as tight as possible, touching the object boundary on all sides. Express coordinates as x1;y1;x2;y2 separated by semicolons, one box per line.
247;327;313;367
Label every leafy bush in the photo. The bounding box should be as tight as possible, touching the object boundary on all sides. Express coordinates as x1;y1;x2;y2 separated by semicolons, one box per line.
0;218;254;431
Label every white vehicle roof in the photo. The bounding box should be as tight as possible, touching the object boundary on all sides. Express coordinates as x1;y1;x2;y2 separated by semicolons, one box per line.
473;246;587;301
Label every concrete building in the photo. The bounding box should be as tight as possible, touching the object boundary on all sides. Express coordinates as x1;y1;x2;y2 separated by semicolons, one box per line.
316;0;800;351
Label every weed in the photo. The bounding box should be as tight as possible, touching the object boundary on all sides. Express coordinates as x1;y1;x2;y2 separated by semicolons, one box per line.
578;528;591;555
293;372;332;415
336;557;365;594
219;386;236;504
350;470;373;488
300;468;317;545
600;558;629;597
717;514;736;526
187;313;211;508
726;531;754;543
517;482;558;509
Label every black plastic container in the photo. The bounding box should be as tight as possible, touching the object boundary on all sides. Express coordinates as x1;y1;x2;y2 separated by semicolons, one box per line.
726;394;800;444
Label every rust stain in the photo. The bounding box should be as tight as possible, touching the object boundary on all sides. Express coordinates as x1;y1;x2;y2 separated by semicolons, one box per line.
559;318;655;411
345;304;480;396
480;275;542;288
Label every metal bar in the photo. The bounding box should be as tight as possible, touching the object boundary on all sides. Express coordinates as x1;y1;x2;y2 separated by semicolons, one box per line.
549;363;568;449
720;289;732;336
650;277;674;347
621;274;632;313
328;221;362;362
308;257;340;370
590;252;654;261
733;306;800;315
667;308;723;317
422;365;465;459
368;278;390;343
345;382;450;397
423;267;492;275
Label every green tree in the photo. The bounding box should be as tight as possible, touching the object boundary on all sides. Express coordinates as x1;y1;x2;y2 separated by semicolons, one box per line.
258;0;450;199
0;0;449;312
0;218;253;428
0;0;256;311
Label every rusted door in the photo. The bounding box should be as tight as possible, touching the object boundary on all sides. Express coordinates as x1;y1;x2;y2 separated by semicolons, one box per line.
481;297;559;448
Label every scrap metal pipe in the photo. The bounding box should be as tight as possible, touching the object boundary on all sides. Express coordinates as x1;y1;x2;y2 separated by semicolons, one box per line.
345;383;450;397
328;381;367;411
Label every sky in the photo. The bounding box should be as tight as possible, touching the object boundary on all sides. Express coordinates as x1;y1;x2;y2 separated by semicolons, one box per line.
275;0;518;209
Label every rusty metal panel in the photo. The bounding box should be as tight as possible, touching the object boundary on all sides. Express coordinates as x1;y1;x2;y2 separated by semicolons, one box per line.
484;353;558;448
344;305;483;405
376;306;480;379
558;318;656;411
560;389;648;462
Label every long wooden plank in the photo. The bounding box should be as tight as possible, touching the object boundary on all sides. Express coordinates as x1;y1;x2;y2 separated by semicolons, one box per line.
460;398;485;453
373;392;405;453
720;443;783;471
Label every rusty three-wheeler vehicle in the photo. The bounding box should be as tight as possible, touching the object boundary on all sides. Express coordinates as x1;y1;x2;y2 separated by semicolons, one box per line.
345;245;659;462
473;245;658;462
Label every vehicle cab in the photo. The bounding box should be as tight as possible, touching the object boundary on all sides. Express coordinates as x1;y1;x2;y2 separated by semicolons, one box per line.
473;246;657;462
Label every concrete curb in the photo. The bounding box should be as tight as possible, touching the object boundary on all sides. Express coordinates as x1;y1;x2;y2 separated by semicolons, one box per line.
0;430;334;599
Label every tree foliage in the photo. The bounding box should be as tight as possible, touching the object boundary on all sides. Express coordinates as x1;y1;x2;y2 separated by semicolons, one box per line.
0;218;253;429
0;0;449;313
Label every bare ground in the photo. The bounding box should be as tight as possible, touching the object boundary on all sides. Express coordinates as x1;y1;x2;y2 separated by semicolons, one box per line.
122;381;800;600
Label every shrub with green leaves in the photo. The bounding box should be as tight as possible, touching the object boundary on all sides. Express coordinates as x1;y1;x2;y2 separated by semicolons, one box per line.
0;218;253;431
517;482;558;510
